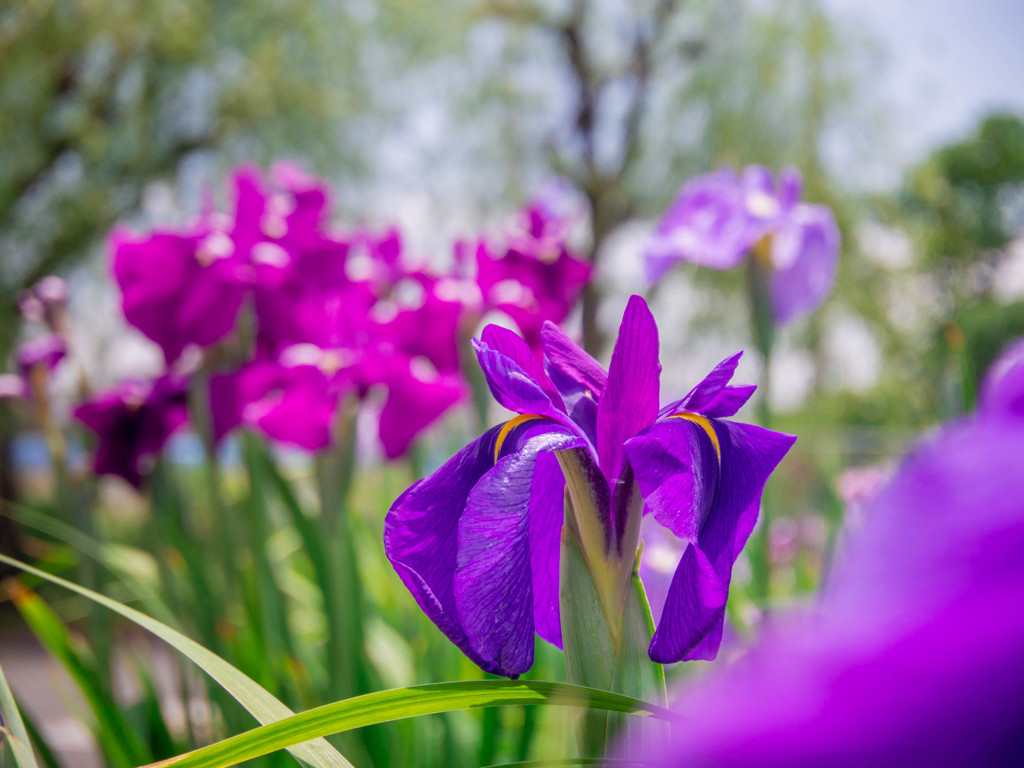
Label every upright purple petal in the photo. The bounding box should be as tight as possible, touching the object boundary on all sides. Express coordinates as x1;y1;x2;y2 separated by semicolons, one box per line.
596;295;661;483
540;322;607;399
770;203;840;324
659;351;744;417
701;385;758;418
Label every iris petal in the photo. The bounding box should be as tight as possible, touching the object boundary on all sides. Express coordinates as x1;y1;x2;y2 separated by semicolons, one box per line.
455;427;581;676
597;295;661;483
384;426;505;675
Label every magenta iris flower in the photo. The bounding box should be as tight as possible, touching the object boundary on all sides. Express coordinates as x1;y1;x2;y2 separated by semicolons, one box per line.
454;191;592;352
113;165;333;364
385;295;794;677
622;339;1024;767
74;374;189;488
645;166;840;325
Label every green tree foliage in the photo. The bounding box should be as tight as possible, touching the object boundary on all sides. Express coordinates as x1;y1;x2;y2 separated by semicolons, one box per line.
0;0;372;357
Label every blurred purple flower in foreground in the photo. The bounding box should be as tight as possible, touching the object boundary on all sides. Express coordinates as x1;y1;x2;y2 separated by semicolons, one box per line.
645;166;840;324
623;338;1024;767
74;374;189;488
385;295;793;677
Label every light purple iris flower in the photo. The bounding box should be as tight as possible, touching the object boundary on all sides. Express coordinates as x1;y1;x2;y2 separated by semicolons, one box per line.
384;295;794;677
0;334;67;402
645;166;840;325
74;374;189;488
622;339;1024;767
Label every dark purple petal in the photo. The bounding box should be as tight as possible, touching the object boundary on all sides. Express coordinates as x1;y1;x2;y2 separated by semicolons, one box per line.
455;427;581;675
528;449;568;648
980;337;1024;420
648;543;728;664
770;203;840;325
385;427;505;675
596;295;661;483
624;418;720;541
74;375;189;488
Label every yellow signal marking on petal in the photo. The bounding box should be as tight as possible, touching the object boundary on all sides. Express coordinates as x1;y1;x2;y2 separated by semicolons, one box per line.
494;414;545;462
671;411;721;462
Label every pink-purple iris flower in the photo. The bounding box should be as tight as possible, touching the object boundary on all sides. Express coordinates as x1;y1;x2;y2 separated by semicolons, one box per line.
622;339;1024;766
385;295;794;677
645;166;840;324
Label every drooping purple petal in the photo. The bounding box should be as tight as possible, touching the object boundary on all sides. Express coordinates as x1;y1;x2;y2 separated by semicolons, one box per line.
596;295;661;483
628;418;794;663
624;418;720;540
385;427;505;675
770;203;840;325
643;169;760;283
455;425;581;676
648;543;729;664
528;449;569;648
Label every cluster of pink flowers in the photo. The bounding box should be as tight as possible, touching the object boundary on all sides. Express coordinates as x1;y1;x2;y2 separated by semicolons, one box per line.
67;164;590;487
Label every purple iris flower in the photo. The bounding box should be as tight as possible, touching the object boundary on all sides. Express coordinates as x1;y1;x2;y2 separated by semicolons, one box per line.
645;166;840;325
74;374;189;488
384;295;794;677
622;339;1024;767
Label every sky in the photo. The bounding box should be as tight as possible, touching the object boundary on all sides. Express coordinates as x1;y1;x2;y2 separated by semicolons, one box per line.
826;0;1024;181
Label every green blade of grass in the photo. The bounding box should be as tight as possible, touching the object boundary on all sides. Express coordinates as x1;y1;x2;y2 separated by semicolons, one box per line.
0;554;351;768
146;680;677;768
0;661;40;768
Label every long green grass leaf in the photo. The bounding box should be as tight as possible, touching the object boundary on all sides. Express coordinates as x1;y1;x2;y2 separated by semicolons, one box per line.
147;680;676;768
0;555;351;768
0;662;40;768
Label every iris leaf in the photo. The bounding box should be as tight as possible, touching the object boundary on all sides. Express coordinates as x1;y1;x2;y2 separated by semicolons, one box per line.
143;680;675;768
0;554;352;768
0;662;39;768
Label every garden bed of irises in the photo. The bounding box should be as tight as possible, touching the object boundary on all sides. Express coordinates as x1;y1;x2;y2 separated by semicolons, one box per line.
1;164;1021;768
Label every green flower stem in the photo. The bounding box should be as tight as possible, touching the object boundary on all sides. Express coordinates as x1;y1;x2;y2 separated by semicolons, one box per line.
746;251;776;604
556;452;666;758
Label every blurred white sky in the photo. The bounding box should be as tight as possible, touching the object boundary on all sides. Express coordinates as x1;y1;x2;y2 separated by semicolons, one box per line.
827;0;1024;182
